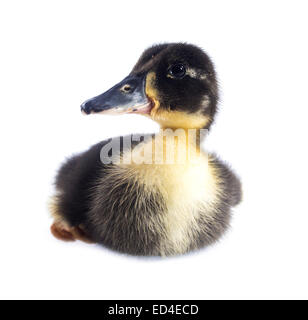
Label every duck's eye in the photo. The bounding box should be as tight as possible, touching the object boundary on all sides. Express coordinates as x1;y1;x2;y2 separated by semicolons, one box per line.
169;64;186;79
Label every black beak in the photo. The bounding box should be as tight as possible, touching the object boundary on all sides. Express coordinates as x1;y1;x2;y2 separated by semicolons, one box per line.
80;74;151;115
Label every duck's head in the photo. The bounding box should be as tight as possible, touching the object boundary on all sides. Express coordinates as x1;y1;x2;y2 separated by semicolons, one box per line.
81;43;218;130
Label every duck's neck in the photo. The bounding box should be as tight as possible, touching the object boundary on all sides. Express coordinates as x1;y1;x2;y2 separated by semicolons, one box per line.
153;126;205;165
153;110;209;130
158;126;204;146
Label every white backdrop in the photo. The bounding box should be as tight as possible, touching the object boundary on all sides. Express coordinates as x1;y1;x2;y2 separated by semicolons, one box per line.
0;0;307;300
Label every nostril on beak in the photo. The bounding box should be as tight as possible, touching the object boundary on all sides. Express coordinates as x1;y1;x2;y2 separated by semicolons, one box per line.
122;84;132;93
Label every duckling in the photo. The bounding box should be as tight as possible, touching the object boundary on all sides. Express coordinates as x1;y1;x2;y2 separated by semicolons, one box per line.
49;43;242;256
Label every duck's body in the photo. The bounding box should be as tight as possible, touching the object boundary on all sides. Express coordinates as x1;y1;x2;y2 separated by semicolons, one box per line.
50;43;242;256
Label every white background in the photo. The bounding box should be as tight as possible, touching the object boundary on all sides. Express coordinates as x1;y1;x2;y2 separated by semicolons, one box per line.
0;0;307;300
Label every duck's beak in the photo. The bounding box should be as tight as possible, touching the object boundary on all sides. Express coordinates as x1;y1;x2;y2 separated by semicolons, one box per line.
80;74;152;115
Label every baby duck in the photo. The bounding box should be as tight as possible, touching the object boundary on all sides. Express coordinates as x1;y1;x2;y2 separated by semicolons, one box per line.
50;43;242;256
